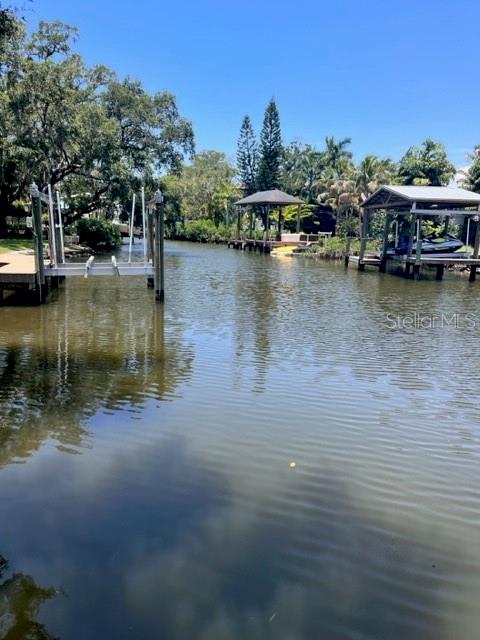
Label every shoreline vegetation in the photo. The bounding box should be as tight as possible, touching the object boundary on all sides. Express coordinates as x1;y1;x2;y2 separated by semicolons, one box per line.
2;13;480;248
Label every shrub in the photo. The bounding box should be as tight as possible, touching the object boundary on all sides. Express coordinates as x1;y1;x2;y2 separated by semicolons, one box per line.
76;218;122;251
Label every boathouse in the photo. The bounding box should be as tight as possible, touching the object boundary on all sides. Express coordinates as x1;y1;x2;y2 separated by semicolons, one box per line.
359;185;480;280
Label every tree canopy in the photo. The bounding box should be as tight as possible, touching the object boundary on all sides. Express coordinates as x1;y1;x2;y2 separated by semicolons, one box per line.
256;99;283;191
397;138;455;186
462;145;480;193
0;15;194;231
236;115;257;196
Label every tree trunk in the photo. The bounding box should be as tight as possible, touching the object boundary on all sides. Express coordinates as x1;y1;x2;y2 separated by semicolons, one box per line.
0;214;7;238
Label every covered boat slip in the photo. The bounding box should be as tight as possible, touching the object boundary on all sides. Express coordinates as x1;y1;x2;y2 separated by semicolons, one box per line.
358;185;480;281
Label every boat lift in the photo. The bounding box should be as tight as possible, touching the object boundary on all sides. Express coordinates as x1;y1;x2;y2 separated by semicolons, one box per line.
28;184;166;303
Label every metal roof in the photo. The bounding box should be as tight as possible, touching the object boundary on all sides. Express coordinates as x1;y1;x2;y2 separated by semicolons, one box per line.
362;185;480;210
235;189;304;206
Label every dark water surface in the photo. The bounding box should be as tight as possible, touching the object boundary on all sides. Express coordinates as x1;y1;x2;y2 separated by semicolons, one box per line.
1;241;480;639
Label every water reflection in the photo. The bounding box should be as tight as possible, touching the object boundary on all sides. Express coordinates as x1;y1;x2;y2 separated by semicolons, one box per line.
0;283;193;466
1;244;480;639
1;437;474;639
0;555;58;640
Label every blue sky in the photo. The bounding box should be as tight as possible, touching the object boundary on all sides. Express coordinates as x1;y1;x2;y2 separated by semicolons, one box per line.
26;0;480;167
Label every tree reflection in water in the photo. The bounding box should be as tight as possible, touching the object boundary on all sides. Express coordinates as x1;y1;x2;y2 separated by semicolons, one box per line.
0;286;193;467
0;555;58;640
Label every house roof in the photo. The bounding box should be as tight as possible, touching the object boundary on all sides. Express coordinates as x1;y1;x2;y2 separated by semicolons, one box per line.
235;189;304;206
362;185;480;210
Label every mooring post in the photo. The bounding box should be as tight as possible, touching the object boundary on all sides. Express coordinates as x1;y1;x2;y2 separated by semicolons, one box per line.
276;208;282;241
469;211;480;282
413;214;423;279
405;206;417;278
47;184;57;267
152;190;165;303
30;184;45;301
358;208;368;271
55;190;65;264
379;213;390;273
344;235;351;267
236;207;241;240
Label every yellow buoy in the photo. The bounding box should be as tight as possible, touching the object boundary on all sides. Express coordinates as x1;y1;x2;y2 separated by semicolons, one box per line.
289;461;297;469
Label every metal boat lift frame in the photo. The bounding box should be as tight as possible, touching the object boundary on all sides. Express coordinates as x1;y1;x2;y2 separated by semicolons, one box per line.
29;184;166;303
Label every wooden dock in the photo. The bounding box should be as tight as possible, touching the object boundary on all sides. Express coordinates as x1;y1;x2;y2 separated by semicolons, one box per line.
227;238;310;253
0;251;37;285
349;253;480;280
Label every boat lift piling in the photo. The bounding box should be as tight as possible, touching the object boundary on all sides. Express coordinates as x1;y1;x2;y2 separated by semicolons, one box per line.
148;190;165;303
11;184;164;304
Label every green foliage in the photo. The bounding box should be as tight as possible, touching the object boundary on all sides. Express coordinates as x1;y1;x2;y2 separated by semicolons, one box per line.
303;236;379;257
0;237;32;253
324;136;352;176
282;142;325;202
182;220;236;243
397;139;455;186
355;155;396;201
256;98;283;191
0;16;194;234
76;218;121;250
166;151;239;228
462;145;480;193
236;115;257;195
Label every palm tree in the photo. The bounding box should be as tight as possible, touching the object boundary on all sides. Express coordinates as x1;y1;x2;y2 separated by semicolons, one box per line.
461;145;480;193
355;155;396;202
281;142;325;202
316;160;360;237
324;136;352;176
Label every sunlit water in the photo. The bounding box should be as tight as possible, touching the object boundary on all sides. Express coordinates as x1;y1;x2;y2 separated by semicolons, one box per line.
1;241;480;639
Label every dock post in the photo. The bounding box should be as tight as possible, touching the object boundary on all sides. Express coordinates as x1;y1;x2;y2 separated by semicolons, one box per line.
344;235;351;267
414;215;423;279
47;184;57;267
56;189;65;264
405;206;417;278
379;213;390;273
469;212;480;282
436;264;445;281
358;208;368;271
30;184;46;302
236;207;241;240
153;192;165;303
276;208;282;241
146;205;154;288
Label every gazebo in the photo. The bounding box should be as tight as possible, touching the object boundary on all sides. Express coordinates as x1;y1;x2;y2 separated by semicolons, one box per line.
234;189;304;240
359;185;480;280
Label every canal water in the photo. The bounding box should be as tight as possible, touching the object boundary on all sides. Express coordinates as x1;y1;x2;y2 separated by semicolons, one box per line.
1;241;480;639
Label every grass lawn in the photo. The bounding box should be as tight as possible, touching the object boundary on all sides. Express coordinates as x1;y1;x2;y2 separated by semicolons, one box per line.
0;238;33;254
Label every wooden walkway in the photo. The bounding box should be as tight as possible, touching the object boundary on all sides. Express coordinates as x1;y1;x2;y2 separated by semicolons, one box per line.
228;238;310;253
0;251;37;284
350;253;480;280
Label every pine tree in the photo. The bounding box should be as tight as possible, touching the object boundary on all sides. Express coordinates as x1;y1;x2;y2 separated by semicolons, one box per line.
236;115;258;195
256;99;283;191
